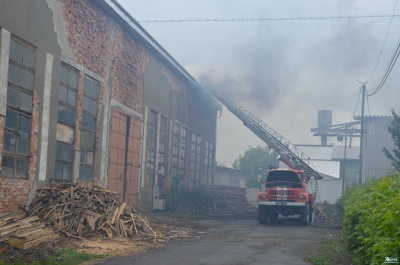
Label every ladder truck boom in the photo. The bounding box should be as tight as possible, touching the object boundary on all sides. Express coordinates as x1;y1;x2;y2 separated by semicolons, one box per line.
208;89;342;227
209;89;324;179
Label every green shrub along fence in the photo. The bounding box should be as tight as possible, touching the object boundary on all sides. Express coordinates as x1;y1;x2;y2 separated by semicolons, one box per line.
341;172;400;265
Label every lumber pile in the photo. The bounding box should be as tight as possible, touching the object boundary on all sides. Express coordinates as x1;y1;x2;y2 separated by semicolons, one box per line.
199;185;247;209
167;185;257;218
198;185;257;218
0;210;60;251
26;182;162;240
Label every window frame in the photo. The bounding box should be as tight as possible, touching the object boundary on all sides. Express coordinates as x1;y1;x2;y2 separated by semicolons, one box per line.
2;37;35;178
146;110;158;186
58;64;78;127
79;76;99;183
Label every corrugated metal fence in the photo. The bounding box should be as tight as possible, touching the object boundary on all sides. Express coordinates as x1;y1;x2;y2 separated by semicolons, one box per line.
315;179;343;204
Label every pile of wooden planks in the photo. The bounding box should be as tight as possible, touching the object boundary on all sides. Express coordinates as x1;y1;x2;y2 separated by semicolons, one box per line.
166;185;257;218
27;182;162;240
198;185;257;218
0;210;60;251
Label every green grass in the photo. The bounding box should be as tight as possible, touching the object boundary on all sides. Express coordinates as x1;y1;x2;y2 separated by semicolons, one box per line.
304;256;331;265
45;248;105;265
0;248;105;265
304;238;349;265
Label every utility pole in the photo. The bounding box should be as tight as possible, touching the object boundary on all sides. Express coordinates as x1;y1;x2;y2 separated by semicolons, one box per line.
359;83;366;185
341;129;348;194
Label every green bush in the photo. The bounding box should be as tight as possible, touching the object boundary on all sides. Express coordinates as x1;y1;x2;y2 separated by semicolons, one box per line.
336;185;357;213
343;172;400;265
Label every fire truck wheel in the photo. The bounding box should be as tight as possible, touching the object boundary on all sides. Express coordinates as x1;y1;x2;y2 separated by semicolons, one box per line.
258;205;268;224
299;204;310;225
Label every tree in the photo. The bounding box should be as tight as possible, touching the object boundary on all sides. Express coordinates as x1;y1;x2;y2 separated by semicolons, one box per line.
232;145;279;188
216;161;227;168
383;109;400;171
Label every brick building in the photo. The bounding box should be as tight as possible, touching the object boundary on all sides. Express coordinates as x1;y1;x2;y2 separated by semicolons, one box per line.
0;0;220;213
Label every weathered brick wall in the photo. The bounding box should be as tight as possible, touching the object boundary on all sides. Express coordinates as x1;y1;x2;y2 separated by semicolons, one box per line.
60;0;147;114
0;179;31;213
1;0;150;213
74;73;84;152
58;0;147;205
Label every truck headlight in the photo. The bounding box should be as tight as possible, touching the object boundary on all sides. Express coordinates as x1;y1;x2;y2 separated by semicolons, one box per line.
259;194;267;199
299;194;306;200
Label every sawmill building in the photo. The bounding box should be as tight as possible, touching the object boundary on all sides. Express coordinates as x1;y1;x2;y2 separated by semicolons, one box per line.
0;0;220;213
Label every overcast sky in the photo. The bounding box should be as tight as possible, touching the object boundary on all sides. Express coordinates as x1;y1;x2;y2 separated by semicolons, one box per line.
118;0;400;167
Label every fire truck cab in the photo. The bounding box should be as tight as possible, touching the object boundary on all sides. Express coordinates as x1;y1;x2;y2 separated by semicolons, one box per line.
257;168;314;225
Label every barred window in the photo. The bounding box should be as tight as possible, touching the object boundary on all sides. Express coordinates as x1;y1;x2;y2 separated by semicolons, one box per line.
55;142;73;181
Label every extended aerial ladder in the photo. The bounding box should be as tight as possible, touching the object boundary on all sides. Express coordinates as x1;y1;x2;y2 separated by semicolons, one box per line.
209;89;340;227
210;89;323;179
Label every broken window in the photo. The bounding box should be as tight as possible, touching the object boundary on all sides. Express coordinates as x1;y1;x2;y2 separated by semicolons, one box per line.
79;148;94;182
54;63;77;181
54;142;73;181
2;38;34;178
79;76;99;183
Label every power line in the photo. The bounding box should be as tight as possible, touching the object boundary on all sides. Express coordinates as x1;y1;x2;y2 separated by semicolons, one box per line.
368;39;400;96
138;14;400;23
366;0;399;83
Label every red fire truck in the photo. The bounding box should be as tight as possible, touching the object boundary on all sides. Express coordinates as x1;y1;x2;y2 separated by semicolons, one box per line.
257;168;314;225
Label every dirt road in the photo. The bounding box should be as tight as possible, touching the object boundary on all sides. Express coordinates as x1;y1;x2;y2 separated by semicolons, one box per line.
98;217;341;265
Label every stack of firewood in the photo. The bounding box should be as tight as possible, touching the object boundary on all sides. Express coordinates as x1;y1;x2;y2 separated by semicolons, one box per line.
27;182;162;240
201;185;247;207
0;210;60;251
198;185;257;218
